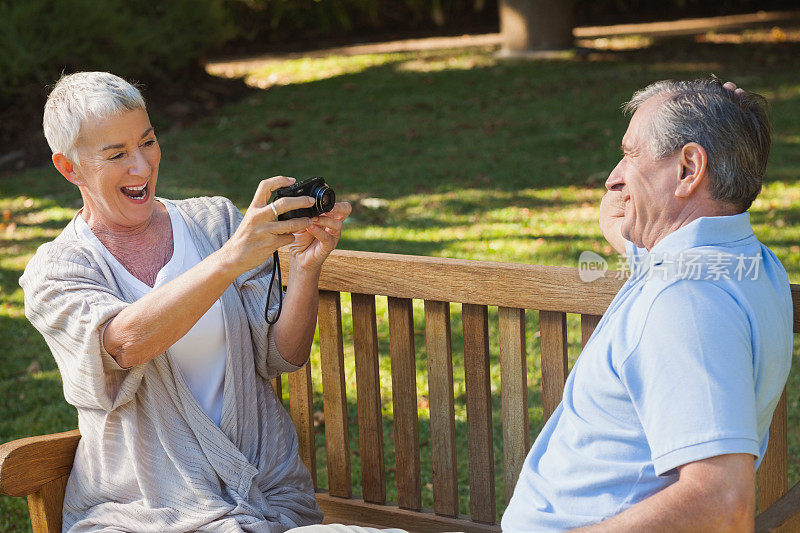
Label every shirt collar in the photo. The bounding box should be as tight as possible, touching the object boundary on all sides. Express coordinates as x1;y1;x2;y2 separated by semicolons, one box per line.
648;212;754;256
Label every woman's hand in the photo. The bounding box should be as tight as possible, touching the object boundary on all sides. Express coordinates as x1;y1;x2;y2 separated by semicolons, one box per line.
271;199;351;367
286;201;352;272
221;176;316;274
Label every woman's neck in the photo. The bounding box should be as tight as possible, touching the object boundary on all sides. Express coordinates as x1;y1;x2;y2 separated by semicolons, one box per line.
84;202;174;287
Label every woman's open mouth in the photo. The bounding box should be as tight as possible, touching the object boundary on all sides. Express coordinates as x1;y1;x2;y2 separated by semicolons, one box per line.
121;181;148;201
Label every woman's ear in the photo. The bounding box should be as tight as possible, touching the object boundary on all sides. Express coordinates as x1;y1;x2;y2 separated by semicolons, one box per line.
675;142;708;198
52;153;83;186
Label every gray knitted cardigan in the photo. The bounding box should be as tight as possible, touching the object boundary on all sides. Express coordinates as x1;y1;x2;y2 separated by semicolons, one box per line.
20;196;323;532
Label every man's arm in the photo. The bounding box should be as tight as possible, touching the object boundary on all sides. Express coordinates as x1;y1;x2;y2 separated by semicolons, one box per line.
599;189;627;255
573;453;755;532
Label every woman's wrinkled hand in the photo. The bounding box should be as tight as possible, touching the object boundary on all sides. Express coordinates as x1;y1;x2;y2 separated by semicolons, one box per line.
221;176;316;274
286;201;352;272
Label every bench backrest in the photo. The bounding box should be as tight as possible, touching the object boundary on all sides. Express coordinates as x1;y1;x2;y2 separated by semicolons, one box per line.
1;249;796;533
274;249;799;532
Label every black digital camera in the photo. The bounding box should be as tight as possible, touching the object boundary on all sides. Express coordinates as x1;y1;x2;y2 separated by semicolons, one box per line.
273;177;336;221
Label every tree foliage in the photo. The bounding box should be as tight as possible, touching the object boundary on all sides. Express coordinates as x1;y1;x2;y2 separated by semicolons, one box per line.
0;0;233;107
224;0;495;46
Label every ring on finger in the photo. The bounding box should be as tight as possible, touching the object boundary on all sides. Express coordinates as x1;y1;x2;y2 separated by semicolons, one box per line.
270;203;279;219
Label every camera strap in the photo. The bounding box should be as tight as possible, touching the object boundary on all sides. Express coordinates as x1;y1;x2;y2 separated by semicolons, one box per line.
265;250;283;325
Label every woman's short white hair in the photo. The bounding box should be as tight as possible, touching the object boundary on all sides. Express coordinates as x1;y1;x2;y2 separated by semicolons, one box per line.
43;72;146;163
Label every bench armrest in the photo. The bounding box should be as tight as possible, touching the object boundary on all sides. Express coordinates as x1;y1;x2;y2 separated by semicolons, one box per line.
756;481;800;533
0;430;81;497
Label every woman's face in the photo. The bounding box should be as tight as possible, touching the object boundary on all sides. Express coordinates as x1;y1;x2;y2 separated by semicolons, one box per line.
72;108;161;232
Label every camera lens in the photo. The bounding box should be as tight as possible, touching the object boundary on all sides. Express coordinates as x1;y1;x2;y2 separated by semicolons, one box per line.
314;186;336;214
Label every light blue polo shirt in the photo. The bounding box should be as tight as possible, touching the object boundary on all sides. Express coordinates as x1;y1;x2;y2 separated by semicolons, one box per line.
502;213;792;532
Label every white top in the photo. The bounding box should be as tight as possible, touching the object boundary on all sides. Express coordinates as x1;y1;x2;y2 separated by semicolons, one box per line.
75;200;226;425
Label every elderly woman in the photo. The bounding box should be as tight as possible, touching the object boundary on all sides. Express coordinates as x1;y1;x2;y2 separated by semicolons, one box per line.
20;71;351;532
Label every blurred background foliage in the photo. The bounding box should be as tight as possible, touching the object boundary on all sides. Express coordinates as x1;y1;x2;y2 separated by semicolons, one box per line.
2;0;798;111
0;0;233;104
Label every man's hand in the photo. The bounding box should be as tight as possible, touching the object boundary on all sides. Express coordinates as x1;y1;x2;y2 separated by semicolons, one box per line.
599;189;627;255
573;453;755;532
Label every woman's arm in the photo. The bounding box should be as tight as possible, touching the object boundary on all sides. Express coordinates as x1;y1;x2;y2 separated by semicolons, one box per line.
104;177;314;368
271;202;352;366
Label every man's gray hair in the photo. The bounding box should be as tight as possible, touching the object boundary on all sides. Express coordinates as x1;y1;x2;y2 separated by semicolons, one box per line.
624;78;770;212
43;72;146;163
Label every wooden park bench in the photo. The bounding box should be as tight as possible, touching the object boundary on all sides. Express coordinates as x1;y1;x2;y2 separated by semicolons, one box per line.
1;249;799;532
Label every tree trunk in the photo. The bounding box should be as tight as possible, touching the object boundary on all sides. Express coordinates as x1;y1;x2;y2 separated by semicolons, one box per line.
499;0;576;53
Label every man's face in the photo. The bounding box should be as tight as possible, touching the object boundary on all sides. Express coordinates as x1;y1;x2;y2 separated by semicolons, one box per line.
605;96;683;250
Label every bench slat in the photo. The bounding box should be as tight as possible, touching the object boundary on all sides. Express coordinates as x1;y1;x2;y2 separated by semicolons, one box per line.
280;250;623;315
316;493;501;533
270;376;282;400
352;293;386;504
580;314;602;348
540;311;569;424
462;303;497;524
28;475;69;533
388;297;422;511
755;479;800;532
759;389;788;510
319;291;352;498
425;300;459;517
499;306;528;504
288;362;317;488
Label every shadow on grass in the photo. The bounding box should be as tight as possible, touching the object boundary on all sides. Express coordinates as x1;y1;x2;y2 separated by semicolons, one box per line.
0;317;75;442
0;265;27;299
0;314;56;381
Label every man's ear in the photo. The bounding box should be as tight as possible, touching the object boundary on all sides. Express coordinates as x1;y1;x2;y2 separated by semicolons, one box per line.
52;153;83;186
675;142;708;198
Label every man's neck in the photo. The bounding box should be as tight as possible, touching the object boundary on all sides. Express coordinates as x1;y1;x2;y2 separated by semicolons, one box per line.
643;201;738;251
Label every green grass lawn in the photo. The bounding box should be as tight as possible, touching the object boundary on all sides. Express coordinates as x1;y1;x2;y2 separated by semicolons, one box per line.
2;34;800;531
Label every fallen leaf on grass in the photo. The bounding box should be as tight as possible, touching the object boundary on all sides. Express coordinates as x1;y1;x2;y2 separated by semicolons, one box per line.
27;361;41;375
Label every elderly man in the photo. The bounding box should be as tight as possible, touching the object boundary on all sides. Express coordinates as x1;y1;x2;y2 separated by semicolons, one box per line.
501;79;792;531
